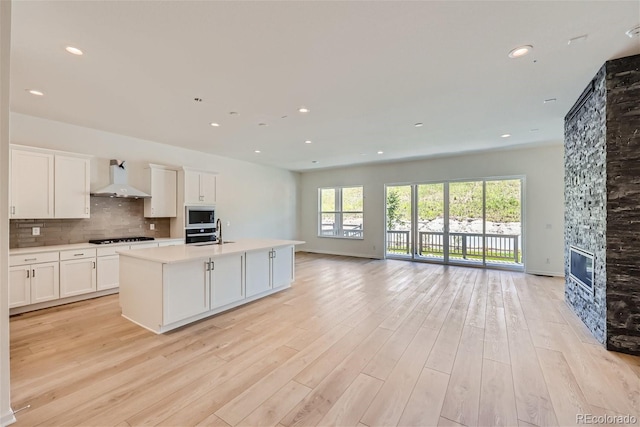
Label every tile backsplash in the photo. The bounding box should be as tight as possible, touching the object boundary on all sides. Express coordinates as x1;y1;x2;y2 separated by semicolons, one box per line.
10;197;171;248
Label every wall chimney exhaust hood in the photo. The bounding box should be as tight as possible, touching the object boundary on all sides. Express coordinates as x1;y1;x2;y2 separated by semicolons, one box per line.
91;160;151;198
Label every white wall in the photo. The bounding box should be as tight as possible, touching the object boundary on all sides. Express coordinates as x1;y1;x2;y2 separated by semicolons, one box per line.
300;144;565;276
10;113;300;241
0;1;13;424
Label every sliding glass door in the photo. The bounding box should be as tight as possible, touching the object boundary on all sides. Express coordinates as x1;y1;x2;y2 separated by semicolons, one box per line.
385;178;523;270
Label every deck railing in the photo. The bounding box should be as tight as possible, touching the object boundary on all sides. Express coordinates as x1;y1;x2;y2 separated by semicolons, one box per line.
387;230;520;263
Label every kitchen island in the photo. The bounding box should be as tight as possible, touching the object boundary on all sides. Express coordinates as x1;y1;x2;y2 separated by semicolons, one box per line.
118;239;304;333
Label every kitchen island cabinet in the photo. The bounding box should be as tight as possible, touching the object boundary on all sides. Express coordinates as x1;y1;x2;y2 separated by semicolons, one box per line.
118;239;303;333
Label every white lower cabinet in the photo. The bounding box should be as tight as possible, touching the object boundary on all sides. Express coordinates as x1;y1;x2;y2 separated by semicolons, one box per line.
245;245;294;298
210;254;244;309
9;267;30;308
245;249;271;298
60;258;97;298
9;251;60;308
97;255;120;290
164;259;210;325
272;246;294;288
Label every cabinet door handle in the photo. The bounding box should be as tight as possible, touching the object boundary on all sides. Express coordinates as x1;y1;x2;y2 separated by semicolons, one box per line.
26;269;30;279
10;206;15;215
32;269;36;278
205;261;210;271
210;261;214;271
24;258;36;262
272;250;277;259
85;207;89;214
74;253;85;257
93;261;96;269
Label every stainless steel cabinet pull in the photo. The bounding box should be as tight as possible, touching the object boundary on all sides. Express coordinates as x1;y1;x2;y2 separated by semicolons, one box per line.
32;269;35;277
211;261;214;270
93;261;96;269
26;269;30;278
11;206;15;215
24;258;36;261
74;253;84;256
205;261;210;271
273;250;276;258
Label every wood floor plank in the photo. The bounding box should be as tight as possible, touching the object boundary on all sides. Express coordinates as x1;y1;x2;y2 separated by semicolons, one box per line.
316;373;383;427
507;327;558;426
280;327;393;427
397;367;449;427
359;326;439;426
536;347;591;427
478;358;519;427
237;380;312;427
214;323;355;426
440;325;484;426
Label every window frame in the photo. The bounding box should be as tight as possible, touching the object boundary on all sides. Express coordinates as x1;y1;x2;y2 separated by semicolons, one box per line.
318;185;364;239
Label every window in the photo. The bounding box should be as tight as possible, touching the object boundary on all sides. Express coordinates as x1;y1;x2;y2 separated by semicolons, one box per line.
319;186;364;238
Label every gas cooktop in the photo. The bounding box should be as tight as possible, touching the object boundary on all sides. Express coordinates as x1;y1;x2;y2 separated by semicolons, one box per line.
89;236;155;245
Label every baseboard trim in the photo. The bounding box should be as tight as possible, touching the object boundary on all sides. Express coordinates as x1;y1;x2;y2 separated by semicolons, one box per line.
526;269;564;277
300;249;381;260
1;409;16;426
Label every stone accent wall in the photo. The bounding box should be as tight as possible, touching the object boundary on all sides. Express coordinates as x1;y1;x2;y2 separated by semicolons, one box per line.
564;64;608;345
605;54;640;354
565;53;640;355
10;197;170;248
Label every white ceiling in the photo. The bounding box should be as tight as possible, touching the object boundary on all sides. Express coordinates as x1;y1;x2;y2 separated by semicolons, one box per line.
9;1;640;171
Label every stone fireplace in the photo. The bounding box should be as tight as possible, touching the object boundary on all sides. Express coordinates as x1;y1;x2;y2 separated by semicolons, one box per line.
564;53;640;356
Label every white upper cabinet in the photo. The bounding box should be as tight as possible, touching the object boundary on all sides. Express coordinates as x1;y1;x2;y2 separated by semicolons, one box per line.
144;164;177;218
54;155;90;218
10;149;55;219
184;169;217;205
10;146;91;219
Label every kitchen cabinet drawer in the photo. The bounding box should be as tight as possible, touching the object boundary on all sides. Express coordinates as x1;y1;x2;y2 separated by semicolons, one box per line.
10;251;59;266
158;240;183;247
60;248;96;261
129;243;158;250
96;245;130;256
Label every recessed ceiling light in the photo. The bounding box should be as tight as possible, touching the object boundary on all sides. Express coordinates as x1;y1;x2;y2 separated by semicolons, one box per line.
414;123;424;127
508;45;533;58
194;97;203;102
305;140;312;144
210;122;220;127
544;98;557;103
27;89;44;96
626;25;640;38
377;151;384;154
298;107;309;113
501;134;511;138
254;150;261;153
65;46;83;55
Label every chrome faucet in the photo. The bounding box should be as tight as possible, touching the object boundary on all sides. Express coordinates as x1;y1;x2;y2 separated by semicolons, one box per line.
216;218;222;244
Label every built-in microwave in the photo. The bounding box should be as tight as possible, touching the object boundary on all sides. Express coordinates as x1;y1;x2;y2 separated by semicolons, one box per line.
185;205;215;229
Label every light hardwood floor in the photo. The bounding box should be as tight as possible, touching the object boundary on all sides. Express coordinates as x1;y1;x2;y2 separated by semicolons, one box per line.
9;253;640;426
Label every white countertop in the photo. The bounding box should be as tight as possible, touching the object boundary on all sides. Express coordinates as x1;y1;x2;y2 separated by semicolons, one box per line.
118;238;305;264
9;238;184;255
